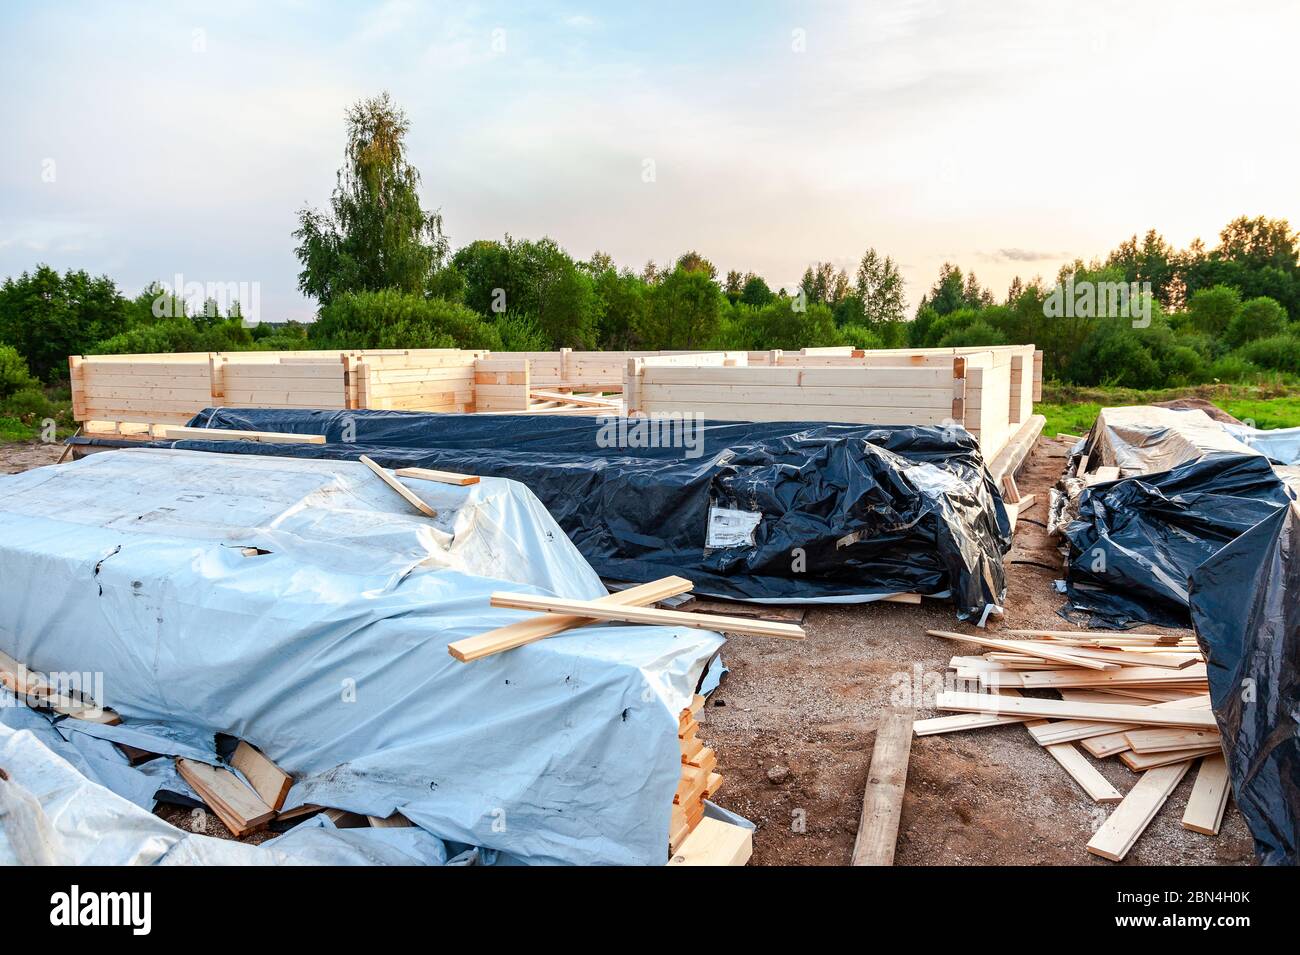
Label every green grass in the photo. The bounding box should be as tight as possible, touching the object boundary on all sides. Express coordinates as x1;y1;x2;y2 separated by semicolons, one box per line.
1038;382;1300;437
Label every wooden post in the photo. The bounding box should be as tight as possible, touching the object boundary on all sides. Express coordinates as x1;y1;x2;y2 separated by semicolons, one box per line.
851;707;914;866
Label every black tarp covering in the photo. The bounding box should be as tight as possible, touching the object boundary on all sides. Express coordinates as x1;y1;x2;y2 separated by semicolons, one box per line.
1189;502;1300;865
1062;453;1293;628
154;408;1012;618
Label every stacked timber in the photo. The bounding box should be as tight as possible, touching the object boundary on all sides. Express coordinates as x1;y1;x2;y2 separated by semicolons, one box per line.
920;628;1231;861
673;694;723;850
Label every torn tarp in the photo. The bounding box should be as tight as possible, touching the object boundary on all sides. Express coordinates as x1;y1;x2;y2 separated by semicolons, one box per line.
1188;501;1300;865
0;448;722;865
1062;453;1293;629
151;408;1012;620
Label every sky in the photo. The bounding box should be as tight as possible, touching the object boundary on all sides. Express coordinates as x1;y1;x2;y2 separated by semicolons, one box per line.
2;0;1298;323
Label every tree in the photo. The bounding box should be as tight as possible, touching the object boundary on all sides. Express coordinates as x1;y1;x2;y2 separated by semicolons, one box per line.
918;263;966;316
855;249;906;324
0;266;130;380
799;262;841;306
640;268;721;348
675;251;717;280
740;274;775;306
294;92;450;306
1225;296;1288;347
1186;285;1242;339
723;270;744;303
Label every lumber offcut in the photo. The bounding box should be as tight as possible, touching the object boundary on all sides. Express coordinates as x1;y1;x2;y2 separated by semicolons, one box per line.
449;576;694;661
229;740;293;811
488;592;806;640
1181;755;1231;835
358;454;437;518
176;758;276;837
851;707;914;865
667;817;753;866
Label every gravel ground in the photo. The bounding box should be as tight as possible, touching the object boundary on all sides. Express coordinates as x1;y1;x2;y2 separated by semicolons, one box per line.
702;436;1256;866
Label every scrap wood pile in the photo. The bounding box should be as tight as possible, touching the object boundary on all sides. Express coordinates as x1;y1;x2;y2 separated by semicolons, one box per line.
920;628;1232;861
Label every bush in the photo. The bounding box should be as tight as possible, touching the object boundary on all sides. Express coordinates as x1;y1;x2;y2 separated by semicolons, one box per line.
0;386;56;420
309;290;502;351
1236;334;1300;374
1208;354;1263;383
937;319;1006;348
492;312;550;351
0;344;38;398
1225;296;1288;347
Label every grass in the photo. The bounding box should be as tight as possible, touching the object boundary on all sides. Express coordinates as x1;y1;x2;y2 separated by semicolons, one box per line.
1038;381;1300;437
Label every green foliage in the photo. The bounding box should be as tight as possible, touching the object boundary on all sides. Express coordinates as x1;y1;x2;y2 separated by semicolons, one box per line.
0;345;38;398
1235;334;1300;374
294;93;450;305
1225;296;1288;346
491;312;550;351
639;268;722;349
0;266;131;380
1186;285;1242;337
308;290;501;350
740;274;775;307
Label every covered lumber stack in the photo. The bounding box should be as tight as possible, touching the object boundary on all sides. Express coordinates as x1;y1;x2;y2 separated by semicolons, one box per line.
920;628;1232;861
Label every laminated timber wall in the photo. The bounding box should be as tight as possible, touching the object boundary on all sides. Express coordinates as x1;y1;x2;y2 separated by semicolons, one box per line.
625;344;1041;461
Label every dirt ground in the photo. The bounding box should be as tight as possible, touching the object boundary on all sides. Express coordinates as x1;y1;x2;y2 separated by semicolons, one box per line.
0;440;63;474
701;436;1256;866
0;436;1255;865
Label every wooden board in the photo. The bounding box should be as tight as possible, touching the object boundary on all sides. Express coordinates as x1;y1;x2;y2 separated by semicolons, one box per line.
1124;727;1221;754
1044;739;1123;804
162;426;325;445
926;630;1116;671
667;817;753;866
358;455;437;518
1086;761;1193;861
1120;746;1220;771
934;692;1218;728
175;758;276;837
229;741;292;812
488;593;806;640
913;712;1033;736
851;707;914;865
449;576;694;662
1182;755;1231;835
394;467;480;486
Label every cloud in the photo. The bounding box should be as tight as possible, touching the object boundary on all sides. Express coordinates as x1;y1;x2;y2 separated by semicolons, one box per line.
982;248;1067;263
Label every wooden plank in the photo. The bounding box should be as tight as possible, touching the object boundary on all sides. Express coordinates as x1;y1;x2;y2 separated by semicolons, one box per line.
851;707;914;865
1002;663;1207;690
913;712;1033;736
488;593;805;640
448;576;694;662
934;692;1218;728
1182;755;1231;835
666;817;753;866
1044;739;1123;804
1087;761;1193;861
175;758;276;837
394;467;480;486
358;455;437;518
1120;746;1220;771
926;630;1116;671
162;426;325;445
1124;727;1221;754
368;813;415;828
1081;730;1134;758
230;741;292;811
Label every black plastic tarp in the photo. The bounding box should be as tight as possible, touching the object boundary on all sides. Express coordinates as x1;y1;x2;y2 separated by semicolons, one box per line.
1189;501;1300;865
1062;452;1293;628
148;408;1013;618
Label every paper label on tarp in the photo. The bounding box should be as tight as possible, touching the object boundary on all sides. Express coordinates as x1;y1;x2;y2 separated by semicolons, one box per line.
706;506;761;548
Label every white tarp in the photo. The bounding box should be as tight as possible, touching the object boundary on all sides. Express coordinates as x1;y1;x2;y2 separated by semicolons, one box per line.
0;448;724;865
